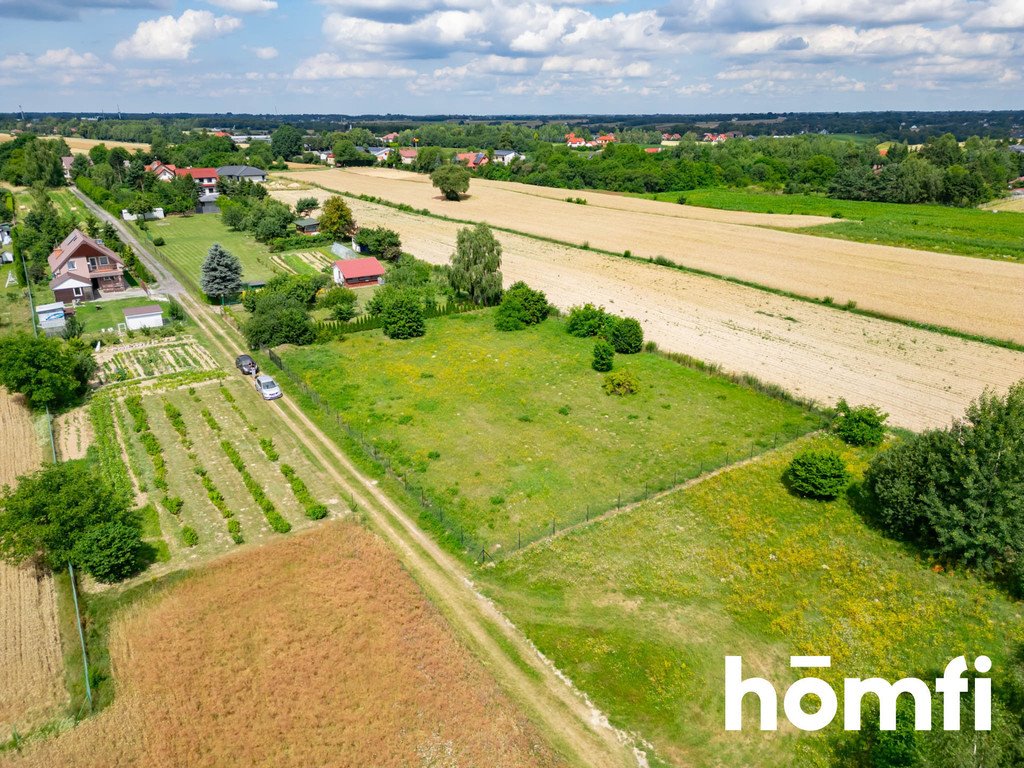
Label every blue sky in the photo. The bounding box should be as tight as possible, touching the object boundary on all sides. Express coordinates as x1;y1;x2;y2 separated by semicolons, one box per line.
0;0;1021;114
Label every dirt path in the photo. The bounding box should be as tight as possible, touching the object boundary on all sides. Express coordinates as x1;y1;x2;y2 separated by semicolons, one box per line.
76;203;642;767
272;190;1024;431
279;168;1024;344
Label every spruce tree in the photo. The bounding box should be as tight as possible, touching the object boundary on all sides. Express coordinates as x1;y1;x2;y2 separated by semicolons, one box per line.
200;243;242;302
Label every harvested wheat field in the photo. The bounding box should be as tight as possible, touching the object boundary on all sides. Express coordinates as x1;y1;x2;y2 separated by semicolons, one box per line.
0;390;66;735
3;522;564;768
0;134;148;153
270;189;1024;431
280;167;1024;344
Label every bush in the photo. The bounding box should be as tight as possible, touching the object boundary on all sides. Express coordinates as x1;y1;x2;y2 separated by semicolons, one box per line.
566;304;610;337
259;437;279;461
73;521;145;583
318;286;358;322
787;449;850;500
379;290;426;339
494;281;549;332
832;399;888;446
306;504;328;520
152;236;165;246
603;369;640;396
592;339;614;372
181;526;199;547
609;317;644;354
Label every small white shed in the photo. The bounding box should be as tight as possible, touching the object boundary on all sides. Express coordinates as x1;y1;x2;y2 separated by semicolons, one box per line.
36;302;66;336
123;304;164;330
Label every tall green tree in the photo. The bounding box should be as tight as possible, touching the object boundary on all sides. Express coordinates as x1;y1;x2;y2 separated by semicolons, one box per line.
271;124;304;159
200;243;242;302
448;224;502;305
0;334;95;409
318;196;356;240
431;164;471;200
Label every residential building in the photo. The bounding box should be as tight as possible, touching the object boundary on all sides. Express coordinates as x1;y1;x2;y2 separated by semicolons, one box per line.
398;148;418;165
61;156;74;180
456;152;488;170
48;228;126;303
493;149;524;165
295;217;320;234
175;167;219;193
145;161;177;181
216;165;268;183
333;257;385;288
380;132;400;142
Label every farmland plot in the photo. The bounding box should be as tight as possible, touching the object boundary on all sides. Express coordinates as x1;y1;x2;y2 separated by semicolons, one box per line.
0;390;66;734
94;337;217;385
269;187;1024;431
0;523;565;768
277;167;1024;344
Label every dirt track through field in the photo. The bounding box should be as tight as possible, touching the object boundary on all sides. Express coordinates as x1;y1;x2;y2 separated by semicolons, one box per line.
270;187;1024;431
281;167;1024;344
0;390;66;733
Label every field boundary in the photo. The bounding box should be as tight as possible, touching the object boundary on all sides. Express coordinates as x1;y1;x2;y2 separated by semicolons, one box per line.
286;174;1024;353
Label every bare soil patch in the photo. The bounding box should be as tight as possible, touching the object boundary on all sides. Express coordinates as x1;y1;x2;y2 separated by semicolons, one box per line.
2;523;564;768
279;167;1024;343
53;406;91;462
269;190;1024;431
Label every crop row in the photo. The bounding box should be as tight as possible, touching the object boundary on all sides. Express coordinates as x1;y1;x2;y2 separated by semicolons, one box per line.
125;395;168;491
280;464;328;520
87;395;134;506
219;440;291;534
220;386;257;433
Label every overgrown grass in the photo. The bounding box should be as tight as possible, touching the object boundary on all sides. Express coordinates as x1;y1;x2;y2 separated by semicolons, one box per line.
280;310;819;549
640;188;1024;263
481;435;1024;768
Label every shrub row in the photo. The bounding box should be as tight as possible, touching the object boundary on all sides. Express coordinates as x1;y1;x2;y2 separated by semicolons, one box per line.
163;401;191;449
125;395;169;492
200;408;221;433
87;396;134;506
280;464;328;520
220;386;257;432
220;441;291;533
259;437;279;462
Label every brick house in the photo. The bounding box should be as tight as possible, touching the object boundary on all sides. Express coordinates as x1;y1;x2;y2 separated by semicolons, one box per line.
174;167;219;193
48;229;127;303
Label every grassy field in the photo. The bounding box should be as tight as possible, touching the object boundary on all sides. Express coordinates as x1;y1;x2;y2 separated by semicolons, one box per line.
0;265;32;334
480;435;1024;768
279;311;819;550
640;188;1024;262
47;188;88;221
136;214;280;292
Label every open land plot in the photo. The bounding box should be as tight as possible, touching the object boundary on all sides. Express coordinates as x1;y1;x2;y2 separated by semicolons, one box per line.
1;522;565;768
53;406;91;462
481;435;1024;768
983;195;1024;214
0;134;149;154
0;390;66;734
278;167;1024;344
137;214;279;290
94;336;218;384
642;187;1024;263
74;297;169;336
280;311;819;549
0;266;32;334
269;189;1024;431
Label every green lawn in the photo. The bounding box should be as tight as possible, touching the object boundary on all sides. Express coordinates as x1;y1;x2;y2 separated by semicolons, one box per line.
49;188;88;220
639;188;1024;262
481;435;1024;768
280;311;819;549
75;296;165;334
0;264;32;334
136;214;280;292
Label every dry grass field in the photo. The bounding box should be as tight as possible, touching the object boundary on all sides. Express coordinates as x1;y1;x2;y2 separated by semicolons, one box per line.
279;167;1024;344
983;195;1024;213
0;390;66;735
269;187;1024;431
2;523;565;768
0;134;148;153
52;407;90;462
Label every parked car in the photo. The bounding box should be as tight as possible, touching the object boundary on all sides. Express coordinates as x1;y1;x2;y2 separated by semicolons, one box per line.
235;354;259;375
254;374;282;400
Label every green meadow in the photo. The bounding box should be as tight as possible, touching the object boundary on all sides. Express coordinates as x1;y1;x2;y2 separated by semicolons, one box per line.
481;435;1024;768
280;310;819;549
639;187;1024;262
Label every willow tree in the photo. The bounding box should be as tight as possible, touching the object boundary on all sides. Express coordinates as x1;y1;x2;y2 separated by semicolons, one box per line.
448;224;502;305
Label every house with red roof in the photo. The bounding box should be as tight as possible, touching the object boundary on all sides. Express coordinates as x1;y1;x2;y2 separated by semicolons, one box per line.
456;152;488;170
398;148;418;165
596;134;616;145
565;132;587;147
145;161;177;181
333;257;386;288
380;132;400;142
48;228;126;303
174;167;219;193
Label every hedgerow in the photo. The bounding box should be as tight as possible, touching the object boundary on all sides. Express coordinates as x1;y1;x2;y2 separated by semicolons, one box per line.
221;441;291;533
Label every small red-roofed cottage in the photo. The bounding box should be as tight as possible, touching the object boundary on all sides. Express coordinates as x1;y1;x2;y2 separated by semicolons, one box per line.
596;134;616;145
145;161;177;181
333;257;386;288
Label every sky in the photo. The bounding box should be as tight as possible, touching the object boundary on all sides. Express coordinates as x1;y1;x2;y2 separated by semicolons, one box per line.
0;0;1021;115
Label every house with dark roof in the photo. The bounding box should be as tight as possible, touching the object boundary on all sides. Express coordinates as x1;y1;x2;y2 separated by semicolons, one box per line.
48;228;126;303
493;149;524;165
216;165;268;183
333;257;385;288
296;217;320;234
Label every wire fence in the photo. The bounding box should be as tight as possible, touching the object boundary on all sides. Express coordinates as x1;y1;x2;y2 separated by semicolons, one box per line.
263;348;825;564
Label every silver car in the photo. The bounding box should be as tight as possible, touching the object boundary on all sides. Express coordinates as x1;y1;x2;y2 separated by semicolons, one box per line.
254;374;282;400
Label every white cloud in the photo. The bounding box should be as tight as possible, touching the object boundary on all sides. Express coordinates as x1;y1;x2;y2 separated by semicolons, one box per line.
250;45;278;59
207;0;276;11
967;0;1024;29
541;55;652;78
323;10;488;57
114;10;242;60
0;47;113;84
292;53;416;80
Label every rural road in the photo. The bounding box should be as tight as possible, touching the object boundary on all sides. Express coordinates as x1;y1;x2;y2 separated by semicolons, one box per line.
72;187;642;768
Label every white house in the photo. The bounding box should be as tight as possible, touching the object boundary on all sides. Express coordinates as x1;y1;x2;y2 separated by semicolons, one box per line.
123;305;164;331
493;150;525;166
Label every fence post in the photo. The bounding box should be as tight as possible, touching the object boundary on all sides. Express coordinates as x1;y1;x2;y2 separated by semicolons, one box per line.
551;520;555;536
